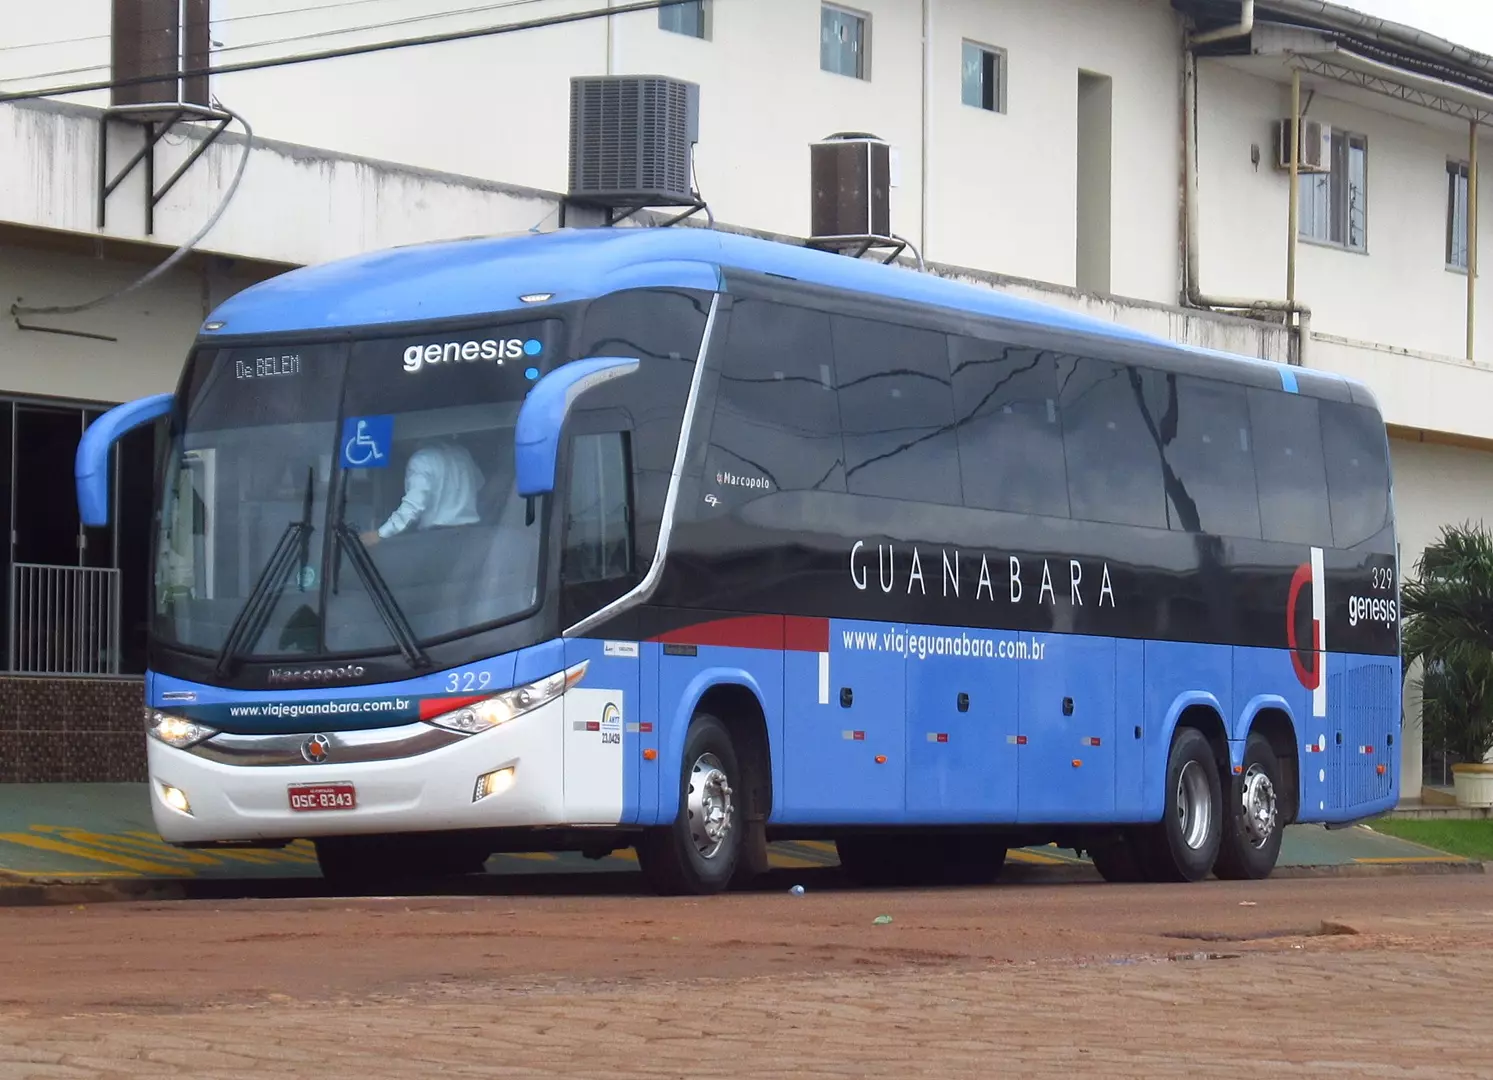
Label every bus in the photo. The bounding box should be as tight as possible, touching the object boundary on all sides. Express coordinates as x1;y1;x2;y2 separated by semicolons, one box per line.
76;225;1401;893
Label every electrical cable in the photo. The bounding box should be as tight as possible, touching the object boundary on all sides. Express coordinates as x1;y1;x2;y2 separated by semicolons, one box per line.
0;0;558;86
10;103;254;318
0;0;695;104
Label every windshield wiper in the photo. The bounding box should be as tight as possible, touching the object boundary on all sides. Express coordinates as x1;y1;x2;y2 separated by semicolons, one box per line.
332;522;430;670
213;467;316;678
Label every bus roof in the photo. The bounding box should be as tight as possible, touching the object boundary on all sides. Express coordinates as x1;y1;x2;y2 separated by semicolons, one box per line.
201;225;1365;402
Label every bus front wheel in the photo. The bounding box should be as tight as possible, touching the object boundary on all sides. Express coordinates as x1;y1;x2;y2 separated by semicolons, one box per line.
636;712;743;896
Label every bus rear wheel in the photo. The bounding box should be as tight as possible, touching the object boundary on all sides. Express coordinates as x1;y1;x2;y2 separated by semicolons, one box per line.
636;712;743;896
1213;732;1285;880
1135;727;1223;883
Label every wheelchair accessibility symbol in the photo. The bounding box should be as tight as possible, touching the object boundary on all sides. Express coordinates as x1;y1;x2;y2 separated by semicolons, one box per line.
341;415;393;470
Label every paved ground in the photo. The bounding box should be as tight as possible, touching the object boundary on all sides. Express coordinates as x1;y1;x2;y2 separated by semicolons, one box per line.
2;874;1491;1078
0;783;1465;884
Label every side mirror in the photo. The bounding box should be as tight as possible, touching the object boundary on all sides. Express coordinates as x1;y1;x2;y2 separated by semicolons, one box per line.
76;392;174;526
514;356;639;497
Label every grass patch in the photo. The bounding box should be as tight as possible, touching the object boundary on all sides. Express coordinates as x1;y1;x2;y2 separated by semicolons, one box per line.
1370;818;1493;860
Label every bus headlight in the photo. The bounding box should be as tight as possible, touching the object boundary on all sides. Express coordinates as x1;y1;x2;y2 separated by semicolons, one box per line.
426;662;588;735
145;709;218;749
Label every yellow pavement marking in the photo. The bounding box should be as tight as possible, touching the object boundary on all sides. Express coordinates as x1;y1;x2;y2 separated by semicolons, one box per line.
766;852;824;869
1353;855;1468;864
0;832;192;876
1006;849;1070;866
503;852;560;862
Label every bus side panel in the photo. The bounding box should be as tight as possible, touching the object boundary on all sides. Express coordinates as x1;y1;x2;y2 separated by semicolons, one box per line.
903;623;1018;823
1016;633;1115;824
1323;652;1400;821
1114;638;1146;820
780;618;906;824
561;637;639;825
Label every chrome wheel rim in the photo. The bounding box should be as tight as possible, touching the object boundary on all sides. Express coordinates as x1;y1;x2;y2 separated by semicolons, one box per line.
687;752;734;859
1240;763;1278;849
1177;760;1214;851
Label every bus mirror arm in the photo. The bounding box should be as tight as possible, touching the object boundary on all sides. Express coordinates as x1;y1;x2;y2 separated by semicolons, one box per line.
514;356;640;497
76;392;175;527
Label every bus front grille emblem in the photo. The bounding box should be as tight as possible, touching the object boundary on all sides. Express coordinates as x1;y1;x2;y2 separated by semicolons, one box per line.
301;735;332;764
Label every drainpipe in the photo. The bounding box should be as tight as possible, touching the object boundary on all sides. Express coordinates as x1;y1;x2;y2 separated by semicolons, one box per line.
920;0;931;257
1471;120;1480;361
1181;3;1311;364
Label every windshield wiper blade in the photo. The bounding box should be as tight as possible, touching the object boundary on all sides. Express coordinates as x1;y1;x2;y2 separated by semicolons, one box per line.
213;519;308;678
333;522;430;670
213;467;316;678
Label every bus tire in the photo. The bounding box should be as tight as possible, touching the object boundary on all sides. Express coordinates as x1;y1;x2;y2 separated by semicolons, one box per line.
1212;732;1285;881
1136;727;1223;883
1088;833;1147;883
636;712;743;896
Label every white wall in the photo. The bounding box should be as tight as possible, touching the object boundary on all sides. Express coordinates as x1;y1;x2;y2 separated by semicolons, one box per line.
0;242;277;404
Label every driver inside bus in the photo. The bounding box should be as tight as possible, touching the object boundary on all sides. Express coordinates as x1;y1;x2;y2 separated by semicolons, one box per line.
359;439;484;546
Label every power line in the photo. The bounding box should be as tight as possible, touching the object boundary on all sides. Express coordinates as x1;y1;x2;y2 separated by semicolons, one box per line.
0;0;554;87
0;0;434;54
0;0;689;104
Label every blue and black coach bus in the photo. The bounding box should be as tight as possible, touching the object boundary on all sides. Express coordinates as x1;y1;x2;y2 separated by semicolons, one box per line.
76;226;1401;892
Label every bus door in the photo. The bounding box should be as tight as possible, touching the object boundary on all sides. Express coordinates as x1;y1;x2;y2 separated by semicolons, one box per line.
558;419;641;826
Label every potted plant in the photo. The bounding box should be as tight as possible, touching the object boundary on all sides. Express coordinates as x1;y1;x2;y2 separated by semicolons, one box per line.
1401;522;1493;807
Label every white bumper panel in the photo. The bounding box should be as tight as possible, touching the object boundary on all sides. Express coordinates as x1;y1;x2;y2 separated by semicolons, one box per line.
147;697;571;844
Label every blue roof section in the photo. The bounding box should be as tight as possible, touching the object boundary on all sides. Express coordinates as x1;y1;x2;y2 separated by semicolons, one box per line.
200;226;1359;396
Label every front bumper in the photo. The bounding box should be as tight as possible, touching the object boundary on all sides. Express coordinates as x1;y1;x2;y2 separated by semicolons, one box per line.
146;697;567;844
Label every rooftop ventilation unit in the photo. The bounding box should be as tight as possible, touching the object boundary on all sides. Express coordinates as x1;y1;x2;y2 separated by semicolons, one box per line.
807;133;916;266
566;75;706;227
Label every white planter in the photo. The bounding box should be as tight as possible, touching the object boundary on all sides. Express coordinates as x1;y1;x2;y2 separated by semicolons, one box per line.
1452;764;1493;808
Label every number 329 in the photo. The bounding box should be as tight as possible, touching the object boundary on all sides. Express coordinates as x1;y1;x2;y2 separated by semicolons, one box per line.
446;670;493;692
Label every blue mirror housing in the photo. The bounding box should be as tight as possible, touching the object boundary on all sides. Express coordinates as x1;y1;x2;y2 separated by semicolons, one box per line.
76;392;175;526
515;356;640;497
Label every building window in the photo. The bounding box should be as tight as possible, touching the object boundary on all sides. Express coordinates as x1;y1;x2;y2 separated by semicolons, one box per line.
1299;130;1368;252
821;4;868;80
658;0;707;39
961;41;1006;112
1448;160;1471;271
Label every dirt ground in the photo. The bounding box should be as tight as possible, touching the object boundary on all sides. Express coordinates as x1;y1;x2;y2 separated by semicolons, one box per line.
2;871;1491;1078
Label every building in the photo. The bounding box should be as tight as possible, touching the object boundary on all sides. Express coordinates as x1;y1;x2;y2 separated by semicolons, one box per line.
1;0;1490;796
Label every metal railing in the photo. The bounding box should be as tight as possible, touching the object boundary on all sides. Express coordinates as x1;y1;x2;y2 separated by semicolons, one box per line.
7;563;121;675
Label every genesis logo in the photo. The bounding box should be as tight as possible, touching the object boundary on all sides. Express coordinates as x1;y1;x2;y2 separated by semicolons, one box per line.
403;337;542;372
268;665;366;685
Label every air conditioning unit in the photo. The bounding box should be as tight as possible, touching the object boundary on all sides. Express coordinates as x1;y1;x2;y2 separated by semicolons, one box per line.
1274;118;1332;174
810;133;892;238
568;75;700;207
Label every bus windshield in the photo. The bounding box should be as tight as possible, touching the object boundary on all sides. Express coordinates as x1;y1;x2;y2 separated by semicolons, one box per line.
155;318;564;662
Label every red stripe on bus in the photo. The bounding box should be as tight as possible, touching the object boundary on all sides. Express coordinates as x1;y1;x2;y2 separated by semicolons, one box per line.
651;615;831;653
419;695;486;721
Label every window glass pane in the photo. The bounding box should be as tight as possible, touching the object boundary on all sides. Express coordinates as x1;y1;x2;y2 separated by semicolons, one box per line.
1320;401;1390;548
1300;173;1330;242
949;337;1068;517
704;299;845;508
1058;356;1169;529
1449;163;1470;269
832;316;959;505
1248;388;1333;546
1346;136;1367;251
1156;375;1261;538
564;433;633;584
659;1;704;37
821;5;864;78
961;42;984;108
14;406;82;567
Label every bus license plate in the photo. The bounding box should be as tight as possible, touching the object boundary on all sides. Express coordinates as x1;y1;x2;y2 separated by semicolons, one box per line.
288;784;357;812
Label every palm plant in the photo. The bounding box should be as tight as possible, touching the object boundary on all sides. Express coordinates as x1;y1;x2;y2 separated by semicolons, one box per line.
1401;522;1493;767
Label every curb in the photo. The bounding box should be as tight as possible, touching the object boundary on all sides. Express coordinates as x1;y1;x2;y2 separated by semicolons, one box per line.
0;857;1482;907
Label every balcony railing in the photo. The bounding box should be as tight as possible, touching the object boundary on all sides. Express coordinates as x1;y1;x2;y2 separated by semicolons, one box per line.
7;563;121;676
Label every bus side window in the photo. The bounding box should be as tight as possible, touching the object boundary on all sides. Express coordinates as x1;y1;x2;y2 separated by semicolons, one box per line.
1247;389;1333;547
562;431;634;585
